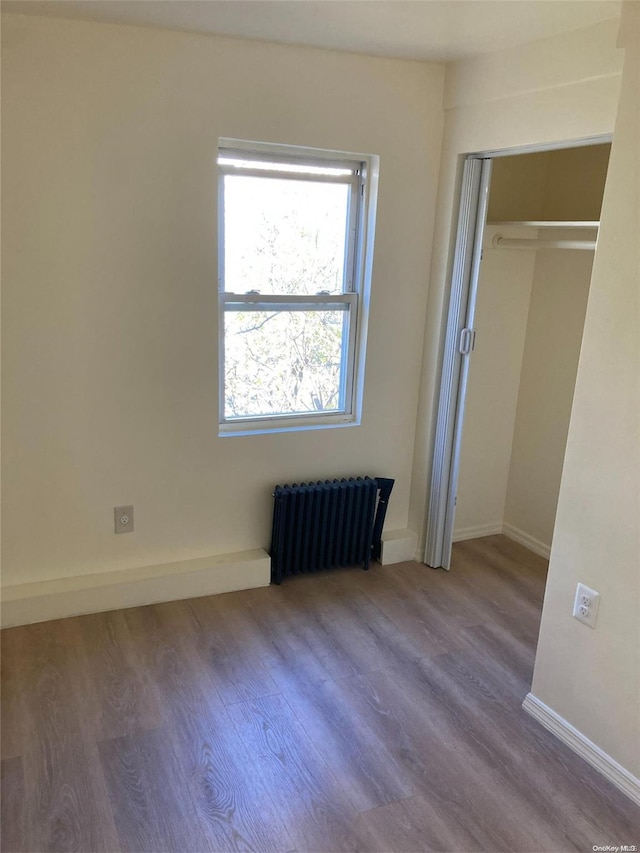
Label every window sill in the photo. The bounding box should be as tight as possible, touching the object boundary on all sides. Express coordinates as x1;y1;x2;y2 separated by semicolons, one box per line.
218;415;360;437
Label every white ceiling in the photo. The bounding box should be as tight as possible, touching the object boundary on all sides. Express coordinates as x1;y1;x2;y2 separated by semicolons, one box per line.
1;0;621;62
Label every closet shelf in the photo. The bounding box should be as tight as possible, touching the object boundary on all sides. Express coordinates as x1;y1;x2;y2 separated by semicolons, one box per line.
487;221;599;252
486;220;599;229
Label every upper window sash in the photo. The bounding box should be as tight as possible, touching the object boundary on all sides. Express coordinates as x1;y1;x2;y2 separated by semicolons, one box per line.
218;156;364;295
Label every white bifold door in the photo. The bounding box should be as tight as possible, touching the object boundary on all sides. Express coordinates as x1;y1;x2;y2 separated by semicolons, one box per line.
424;157;492;569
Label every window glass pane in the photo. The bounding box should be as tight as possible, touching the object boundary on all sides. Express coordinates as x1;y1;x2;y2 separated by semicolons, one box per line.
224;308;348;419
223;176;350;295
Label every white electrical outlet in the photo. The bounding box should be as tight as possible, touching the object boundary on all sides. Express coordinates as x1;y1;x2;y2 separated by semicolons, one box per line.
572;582;600;629
114;505;134;534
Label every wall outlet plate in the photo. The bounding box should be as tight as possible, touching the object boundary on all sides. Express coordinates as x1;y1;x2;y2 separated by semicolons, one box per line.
114;505;134;534
573;582;600;629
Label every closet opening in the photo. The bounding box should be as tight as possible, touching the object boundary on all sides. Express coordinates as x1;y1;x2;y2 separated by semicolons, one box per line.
425;140;611;572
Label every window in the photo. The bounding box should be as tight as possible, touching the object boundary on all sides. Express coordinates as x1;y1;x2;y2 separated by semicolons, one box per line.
218;141;377;435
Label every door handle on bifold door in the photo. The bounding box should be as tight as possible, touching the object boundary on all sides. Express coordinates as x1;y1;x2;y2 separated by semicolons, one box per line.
459;327;476;355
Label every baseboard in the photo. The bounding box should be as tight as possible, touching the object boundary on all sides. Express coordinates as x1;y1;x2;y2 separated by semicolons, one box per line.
1;549;271;628
380;529;418;566
502;523;551;559
452;522;503;542
523;693;640;807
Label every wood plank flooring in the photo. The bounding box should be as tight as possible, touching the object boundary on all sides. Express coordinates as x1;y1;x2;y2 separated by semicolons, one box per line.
2;535;639;852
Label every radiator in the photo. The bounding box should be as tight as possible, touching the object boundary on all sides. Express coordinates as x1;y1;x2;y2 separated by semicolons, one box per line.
270;476;394;584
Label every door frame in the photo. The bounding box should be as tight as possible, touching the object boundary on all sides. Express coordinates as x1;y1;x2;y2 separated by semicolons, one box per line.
424;134;613;570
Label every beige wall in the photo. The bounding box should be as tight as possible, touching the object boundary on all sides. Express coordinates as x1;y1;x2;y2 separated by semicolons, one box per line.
453;226;535;536
531;5;640;777
443;18;622;111
413;12;638;779
504;245;593;547
409;21;622;549
455;241;594;551
541;145;611;221
486;152;549;221
1;13;444;585
486;145;611;222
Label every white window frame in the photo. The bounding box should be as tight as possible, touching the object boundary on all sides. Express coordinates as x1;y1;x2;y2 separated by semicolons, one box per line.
217;139;378;436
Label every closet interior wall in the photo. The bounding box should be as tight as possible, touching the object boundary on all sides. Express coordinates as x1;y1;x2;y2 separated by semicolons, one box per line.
454;145;611;556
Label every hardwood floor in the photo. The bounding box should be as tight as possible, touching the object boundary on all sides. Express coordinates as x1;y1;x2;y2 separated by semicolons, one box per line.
2;535;638;852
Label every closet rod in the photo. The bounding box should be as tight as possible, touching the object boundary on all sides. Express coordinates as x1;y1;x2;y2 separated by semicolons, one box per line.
492;235;596;251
